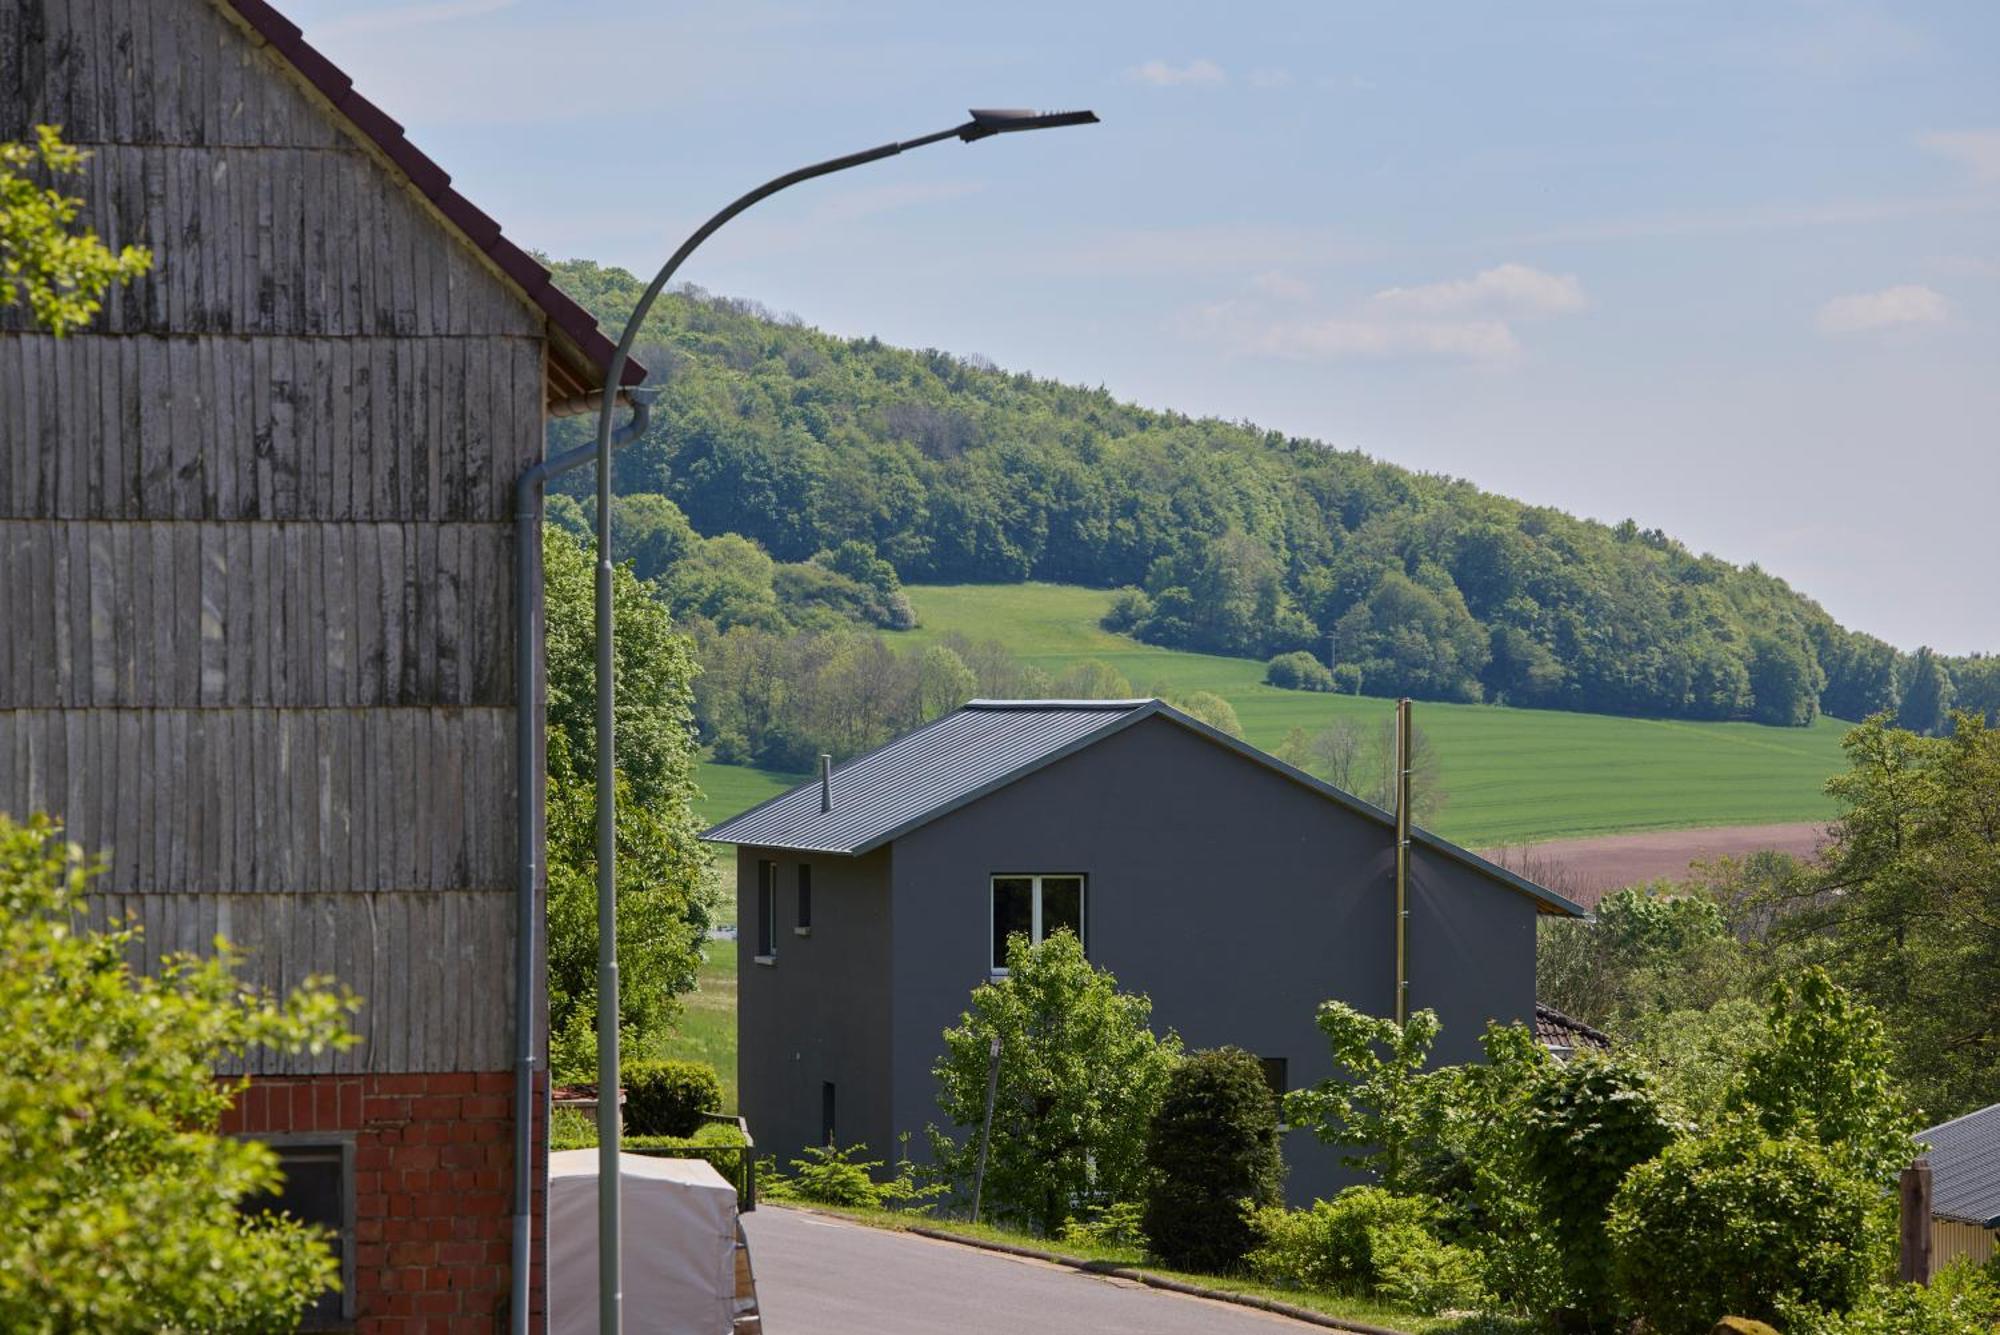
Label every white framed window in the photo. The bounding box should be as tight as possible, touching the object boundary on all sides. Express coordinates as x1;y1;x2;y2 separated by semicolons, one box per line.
990;874;1086;973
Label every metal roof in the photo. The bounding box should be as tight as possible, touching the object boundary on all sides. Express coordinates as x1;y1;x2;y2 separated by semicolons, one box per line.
1920;1102;2000;1228
702;698;1585;917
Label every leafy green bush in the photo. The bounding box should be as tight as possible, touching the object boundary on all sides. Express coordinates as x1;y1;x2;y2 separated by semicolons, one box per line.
1265;651;1337;692
1058;1201;1148;1253
1521;1053;1677;1327
1789;1260;2000;1335
623;1059;724;1137
1609;1132;1886;1334
1331;663;1363;694
1141;1047;1283;1273
760;1143;944;1213
1371;1222;1487;1316
1248;1187;1438;1294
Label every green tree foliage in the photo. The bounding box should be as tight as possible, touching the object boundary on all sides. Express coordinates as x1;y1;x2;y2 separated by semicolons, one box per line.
1609;973;1909;1333
1626;997;1767;1126
930;931;1181;1236
917;643;978;720
1;126;150;335
1773;713;2000;1116
1265;650;1337;692
1520;1054;1677;1327
1285;1004;1448;1193
1728;967;1915;1186
1608;1132;1883;1335
1167;689;1244;738
542;528;710;1078
0;813;357;1331
1140;1047;1284;1273
537;260;1985;727
1898;648;1955;735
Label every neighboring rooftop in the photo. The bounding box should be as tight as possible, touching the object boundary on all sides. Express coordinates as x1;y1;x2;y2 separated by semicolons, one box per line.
1922;1103;2000;1228
214;0;644;408
1533;1003;1612;1059
702;699;1584;916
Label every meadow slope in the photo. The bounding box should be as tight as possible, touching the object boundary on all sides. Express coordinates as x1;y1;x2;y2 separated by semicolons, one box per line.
695;583;1849;851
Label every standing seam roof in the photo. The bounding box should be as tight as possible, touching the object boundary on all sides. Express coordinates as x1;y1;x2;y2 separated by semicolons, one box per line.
702;699;1584;917
1920;1103;2000;1228
702;701;1146;855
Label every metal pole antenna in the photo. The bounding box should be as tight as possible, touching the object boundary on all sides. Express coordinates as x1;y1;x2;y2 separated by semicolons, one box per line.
584;108;1097;1331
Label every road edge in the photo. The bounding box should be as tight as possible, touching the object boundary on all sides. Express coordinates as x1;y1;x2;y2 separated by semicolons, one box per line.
768;1204;1415;1335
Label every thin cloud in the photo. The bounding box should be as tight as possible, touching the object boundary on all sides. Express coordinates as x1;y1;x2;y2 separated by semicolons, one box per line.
1189;301;1521;363
1816;285;1950;335
1248;68;1294;90
313;0;517;38
1370;263;1586;317
1130;59;1226;87
1918;129;2000;184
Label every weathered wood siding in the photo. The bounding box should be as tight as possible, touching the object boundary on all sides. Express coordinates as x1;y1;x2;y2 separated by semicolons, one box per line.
1;0;547;1073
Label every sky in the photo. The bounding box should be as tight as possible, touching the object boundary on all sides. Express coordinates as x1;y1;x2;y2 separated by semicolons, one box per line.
283;0;2000;654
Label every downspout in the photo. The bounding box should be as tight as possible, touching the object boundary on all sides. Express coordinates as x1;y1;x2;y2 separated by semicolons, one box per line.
510;388;656;1335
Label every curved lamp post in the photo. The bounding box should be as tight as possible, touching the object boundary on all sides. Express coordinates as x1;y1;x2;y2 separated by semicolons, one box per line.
582;107;1097;1334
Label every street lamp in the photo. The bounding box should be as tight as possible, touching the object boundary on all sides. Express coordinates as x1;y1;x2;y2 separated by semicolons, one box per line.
583;107;1097;1333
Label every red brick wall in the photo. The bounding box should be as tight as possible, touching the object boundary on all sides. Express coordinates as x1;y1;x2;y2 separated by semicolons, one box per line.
222;1072;546;1335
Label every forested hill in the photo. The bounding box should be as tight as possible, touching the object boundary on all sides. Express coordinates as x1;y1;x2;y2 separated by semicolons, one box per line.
545;257;1994;729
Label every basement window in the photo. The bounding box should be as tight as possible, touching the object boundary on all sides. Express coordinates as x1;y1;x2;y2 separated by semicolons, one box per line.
990;874;1086;973
239;1139;354;1330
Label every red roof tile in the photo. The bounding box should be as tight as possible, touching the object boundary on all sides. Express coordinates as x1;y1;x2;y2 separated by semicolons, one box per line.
215;0;645;396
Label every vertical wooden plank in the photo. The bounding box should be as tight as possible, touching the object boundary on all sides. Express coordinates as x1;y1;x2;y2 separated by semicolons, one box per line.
328;340;352;521
175;521;201;703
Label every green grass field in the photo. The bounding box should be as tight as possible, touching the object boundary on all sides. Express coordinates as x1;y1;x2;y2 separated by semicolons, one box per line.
656;942;739;1112
694;581;1851;850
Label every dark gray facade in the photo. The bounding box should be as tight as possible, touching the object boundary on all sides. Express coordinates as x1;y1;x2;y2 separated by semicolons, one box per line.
713;702;1576;1204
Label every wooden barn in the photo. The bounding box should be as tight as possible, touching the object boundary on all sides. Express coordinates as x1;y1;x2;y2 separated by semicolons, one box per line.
1;1;640;1328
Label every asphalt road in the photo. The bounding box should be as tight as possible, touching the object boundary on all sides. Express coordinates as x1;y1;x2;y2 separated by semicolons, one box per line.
739;1206;1327;1335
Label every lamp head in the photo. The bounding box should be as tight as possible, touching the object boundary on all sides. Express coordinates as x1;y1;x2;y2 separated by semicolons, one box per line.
958;108;1100;142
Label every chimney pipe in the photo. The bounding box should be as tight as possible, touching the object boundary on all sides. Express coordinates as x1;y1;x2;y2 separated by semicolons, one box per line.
820;754;833;813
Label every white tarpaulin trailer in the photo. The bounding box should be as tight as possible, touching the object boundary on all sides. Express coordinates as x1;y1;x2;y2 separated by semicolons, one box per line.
547;1150;739;1335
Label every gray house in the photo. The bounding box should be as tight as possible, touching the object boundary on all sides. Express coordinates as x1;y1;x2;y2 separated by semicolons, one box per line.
704;698;1584;1204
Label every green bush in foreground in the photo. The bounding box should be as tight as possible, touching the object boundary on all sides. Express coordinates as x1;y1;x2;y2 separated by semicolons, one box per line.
1141;1047;1283;1273
1248;1187;1437;1294
1789;1260;2000;1335
761;1143;942;1212
0;814;358;1333
1609;1132;1881;1335
623;1058;724;1137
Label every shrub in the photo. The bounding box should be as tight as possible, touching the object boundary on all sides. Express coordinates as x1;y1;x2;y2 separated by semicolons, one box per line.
1371;1223;1487;1316
1791;1260;2000;1335
1608;1131;1885;1335
1266;651;1337;692
1331;663;1363;694
1521;1053;1677;1327
761;1143;943;1213
623;1059;724;1137
1141;1047;1283;1273
1101;587;1153;633
1248;1187;1438;1294
1058;1201;1148;1253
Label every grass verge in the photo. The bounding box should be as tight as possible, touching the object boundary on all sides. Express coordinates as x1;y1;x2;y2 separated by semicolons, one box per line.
771;1203;1527;1335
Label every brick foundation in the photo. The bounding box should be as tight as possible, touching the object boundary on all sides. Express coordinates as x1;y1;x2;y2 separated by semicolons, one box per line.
223;1072;546;1335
